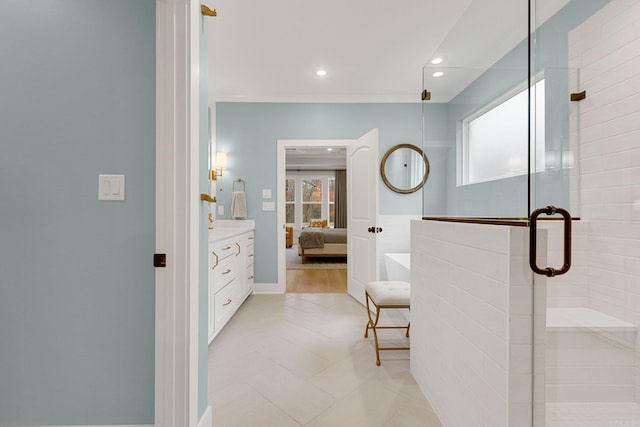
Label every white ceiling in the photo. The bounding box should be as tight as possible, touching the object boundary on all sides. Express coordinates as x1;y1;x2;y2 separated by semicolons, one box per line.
286;147;346;170
207;0;473;103
207;0;569;104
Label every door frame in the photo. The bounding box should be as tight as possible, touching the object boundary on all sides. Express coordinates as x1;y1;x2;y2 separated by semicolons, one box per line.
276;139;352;293
156;0;201;425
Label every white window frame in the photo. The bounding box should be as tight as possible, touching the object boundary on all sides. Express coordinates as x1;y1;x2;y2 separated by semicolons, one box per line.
460;74;546;186
285;178;296;226
286;171;334;230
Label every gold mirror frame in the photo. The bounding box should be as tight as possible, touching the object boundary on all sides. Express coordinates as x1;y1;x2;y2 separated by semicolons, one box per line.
380;143;430;194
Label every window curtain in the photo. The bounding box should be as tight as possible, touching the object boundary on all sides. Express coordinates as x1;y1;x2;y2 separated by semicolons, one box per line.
335;170;347;228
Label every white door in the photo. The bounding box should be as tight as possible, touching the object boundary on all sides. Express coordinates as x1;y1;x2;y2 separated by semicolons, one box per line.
347;129;379;305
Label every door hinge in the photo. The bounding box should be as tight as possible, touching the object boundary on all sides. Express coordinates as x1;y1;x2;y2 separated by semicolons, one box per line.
421;90;431;101
154;253;167;268
570;91;586;102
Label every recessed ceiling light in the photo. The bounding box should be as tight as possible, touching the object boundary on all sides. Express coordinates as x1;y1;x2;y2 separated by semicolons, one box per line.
315;69;328;77
432;71;444;77
327;148;333;152
431;57;444;65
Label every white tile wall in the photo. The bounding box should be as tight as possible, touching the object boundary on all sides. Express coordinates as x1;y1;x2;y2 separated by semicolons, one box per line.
411;220;538;427
548;0;640;407
573;0;640;325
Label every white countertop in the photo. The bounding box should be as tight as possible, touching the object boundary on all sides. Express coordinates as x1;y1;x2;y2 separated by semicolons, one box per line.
209;220;255;242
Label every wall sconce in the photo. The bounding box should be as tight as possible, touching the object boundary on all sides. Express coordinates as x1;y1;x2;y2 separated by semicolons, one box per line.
210;152;227;180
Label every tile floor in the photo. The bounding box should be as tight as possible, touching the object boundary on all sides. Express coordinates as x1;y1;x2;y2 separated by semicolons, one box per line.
208;293;442;427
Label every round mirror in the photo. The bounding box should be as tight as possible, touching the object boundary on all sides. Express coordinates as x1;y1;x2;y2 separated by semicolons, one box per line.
380;144;430;194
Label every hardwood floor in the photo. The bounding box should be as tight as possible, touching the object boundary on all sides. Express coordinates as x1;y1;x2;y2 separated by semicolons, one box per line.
286;269;347;293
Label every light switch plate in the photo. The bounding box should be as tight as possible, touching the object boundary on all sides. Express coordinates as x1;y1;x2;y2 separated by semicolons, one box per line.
262;201;275;211
262;189;272;199
98;174;125;201
218;205;224;215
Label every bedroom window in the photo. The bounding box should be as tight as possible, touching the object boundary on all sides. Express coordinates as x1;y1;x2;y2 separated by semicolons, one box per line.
461;78;545;185
285;178;295;226
286;171;335;230
328;178;335;227
302;179;322;226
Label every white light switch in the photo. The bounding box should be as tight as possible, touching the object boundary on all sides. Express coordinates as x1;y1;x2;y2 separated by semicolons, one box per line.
218;205;224;215
262;189;272;199
262;201;275;211
98;175;125;201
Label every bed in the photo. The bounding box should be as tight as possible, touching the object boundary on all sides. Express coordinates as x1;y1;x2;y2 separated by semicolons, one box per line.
297;227;347;261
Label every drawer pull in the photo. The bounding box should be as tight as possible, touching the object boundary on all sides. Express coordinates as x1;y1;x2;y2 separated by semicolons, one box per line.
211;252;219;269
248;253;254;257
222;268;231;275
235;242;241;256
248;275;254;280
222;246;232;251
248;236;254;240
222;299;232;306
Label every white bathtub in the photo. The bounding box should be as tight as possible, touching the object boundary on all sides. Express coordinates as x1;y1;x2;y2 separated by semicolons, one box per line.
384;253;410;282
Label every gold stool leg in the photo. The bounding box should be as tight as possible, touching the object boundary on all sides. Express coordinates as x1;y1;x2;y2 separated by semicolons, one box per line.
364;292;382;366
364;292;373;338
364;290;410;366
372;307;381;366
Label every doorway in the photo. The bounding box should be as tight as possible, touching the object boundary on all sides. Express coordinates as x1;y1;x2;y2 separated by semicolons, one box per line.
278;140;350;294
276;130;380;301
284;152;348;293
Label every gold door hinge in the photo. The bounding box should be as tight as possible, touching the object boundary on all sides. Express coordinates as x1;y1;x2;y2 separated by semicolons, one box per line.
201;5;217;17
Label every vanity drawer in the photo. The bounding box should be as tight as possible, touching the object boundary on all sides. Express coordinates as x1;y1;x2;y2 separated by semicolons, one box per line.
214;278;239;327
213;254;237;293
211;238;238;263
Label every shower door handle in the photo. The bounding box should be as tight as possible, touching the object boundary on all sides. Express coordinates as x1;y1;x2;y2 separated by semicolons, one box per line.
529;206;572;277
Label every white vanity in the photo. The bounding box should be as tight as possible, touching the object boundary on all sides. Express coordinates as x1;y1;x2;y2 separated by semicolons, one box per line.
208;220;255;343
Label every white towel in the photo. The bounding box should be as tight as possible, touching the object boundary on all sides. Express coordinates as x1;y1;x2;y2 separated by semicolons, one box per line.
231;191;247;219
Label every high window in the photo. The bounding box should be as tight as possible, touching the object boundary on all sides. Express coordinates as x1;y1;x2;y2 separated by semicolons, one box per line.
461;78;545;185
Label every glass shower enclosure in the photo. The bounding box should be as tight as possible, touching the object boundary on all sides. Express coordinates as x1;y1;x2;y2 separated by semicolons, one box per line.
419;0;640;426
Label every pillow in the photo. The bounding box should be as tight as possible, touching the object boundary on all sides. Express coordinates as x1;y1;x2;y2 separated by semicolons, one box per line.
309;219;328;228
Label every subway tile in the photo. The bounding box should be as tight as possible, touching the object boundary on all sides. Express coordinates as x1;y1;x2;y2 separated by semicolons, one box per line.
510;285;533;315
483;354;508;400
510;314;533;345
510;373;533;404
510;344;533;375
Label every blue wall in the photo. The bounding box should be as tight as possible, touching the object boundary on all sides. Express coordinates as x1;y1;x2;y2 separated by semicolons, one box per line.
216;102;430;283
0;1;155;424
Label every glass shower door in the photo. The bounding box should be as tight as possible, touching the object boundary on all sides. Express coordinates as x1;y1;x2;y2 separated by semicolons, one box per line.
531;0;640;426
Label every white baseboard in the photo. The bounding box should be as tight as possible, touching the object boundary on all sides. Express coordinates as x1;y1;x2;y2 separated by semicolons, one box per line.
198;405;212;427
253;282;284;294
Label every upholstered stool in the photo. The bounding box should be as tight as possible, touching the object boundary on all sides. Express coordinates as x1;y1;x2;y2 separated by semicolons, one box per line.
364;281;410;366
